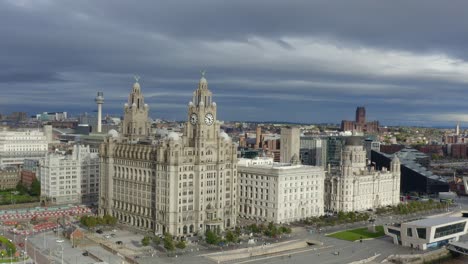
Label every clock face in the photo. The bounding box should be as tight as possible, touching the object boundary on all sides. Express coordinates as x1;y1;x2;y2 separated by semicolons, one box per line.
190;113;198;125
204;113;214;126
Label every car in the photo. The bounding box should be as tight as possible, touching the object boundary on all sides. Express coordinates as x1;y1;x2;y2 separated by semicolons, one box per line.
116;241;123;245
82;251;89;256
104;235;111;239
96;229;103;234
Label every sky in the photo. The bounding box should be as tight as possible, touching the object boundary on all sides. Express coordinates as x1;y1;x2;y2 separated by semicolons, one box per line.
2;0;468;126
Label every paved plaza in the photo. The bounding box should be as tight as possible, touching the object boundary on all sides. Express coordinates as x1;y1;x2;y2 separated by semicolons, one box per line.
3;197;468;264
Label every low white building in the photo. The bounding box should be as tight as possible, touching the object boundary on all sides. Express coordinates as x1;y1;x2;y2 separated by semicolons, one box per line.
238;157;325;224
0;128;48;167
39;145;99;205
385;217;468;250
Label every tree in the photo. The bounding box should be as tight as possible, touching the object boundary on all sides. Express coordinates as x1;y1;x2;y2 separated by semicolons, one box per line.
152;236;161;245
141;236;151;246
175;240;186;249
103;214;117;225
80;216;98;228
15;183;27;195
205;230;220;245
163;233;175;251
225;230;237;243
30;179;41;196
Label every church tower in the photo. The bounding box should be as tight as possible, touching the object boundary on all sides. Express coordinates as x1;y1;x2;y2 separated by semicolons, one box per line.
122;77;150;141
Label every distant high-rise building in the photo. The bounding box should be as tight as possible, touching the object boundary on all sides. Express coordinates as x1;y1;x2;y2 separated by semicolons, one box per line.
9;112;27;122
356;106;366;124
280;127;300;163
255;125;262;149
300;137;327;167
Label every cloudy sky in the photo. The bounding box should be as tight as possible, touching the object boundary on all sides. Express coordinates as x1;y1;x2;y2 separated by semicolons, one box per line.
2;0;468;126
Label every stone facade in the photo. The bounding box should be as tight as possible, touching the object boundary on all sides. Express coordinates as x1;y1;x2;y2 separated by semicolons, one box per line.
122;81;150;141
280;127;300;163
0;168;20;190
325;136;400;212
0;129;48;167
238;157;324;224
39;145;98;205
99;75;238;237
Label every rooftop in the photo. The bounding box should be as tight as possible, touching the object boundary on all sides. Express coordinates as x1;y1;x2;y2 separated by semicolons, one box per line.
406;217;467;227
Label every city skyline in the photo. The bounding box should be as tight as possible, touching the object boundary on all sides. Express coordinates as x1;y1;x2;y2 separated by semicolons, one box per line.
2;1;468;126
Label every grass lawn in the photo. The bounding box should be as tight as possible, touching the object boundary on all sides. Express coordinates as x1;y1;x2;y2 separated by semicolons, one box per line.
0;191;39;205
326;226;385;241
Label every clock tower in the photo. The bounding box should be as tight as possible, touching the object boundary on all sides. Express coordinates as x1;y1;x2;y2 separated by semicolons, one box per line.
185;71;219;146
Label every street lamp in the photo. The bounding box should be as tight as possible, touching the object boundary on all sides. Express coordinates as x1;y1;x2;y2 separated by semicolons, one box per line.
7;248;12;264
57;240;64;264
23;237;27;264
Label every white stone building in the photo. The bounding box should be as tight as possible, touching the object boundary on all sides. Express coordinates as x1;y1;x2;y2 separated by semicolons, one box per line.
75;145;100;205
99;74;238;237
0;128;48;167
325;136;400;212
39;145;98;205
39;152;82;205
238;157;325;224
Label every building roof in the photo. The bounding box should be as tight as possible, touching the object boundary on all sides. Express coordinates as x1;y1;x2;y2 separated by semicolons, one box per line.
378;148;446;182
345;136;362;146
406;217;467;227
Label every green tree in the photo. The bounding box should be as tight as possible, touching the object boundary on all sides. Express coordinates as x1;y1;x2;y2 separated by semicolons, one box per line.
141;236;151;246
103;214;117;225
152;236;161;245
225;230;237;243
15;183;27;195
175;240;186;249
163;233;175;251
205;230;220;245
30;179;41;196
80;216;98;228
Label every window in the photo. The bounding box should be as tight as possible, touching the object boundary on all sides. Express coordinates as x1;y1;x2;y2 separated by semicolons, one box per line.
434;222;466;238
416;228;426;239
407;228;412;237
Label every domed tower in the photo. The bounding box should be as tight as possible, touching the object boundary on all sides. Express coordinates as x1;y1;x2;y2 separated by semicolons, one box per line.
341;136;366;176
122;76;150;141
391;154;401;173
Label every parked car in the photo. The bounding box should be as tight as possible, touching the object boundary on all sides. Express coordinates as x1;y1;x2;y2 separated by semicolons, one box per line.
82;251;89;256
96;229;103;234
116;241;123;245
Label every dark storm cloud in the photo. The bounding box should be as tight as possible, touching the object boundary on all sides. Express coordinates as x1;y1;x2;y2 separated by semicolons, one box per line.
1;0;468;125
